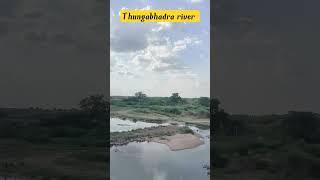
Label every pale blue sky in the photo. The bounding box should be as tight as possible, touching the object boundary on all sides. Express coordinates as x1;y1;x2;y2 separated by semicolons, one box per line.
110;0;210;97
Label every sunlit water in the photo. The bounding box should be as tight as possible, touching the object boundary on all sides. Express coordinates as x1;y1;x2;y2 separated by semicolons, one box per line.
110;118;210;180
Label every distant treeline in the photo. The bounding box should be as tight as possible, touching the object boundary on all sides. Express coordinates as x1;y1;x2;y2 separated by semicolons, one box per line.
111;92;210;118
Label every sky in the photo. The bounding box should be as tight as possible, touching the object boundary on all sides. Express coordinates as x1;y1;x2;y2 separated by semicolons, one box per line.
110;0;210;98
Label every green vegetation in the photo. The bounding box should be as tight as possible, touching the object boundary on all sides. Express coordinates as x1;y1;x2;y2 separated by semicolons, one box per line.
79;94;109;115
111;92;210;127
212;98;320;180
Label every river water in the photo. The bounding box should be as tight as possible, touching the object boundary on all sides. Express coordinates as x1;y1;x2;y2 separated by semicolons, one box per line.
110;118;210;180
110;117;170;132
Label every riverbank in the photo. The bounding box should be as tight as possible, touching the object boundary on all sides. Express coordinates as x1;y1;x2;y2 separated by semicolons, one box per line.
111;107;210;128
110;96;210;128
110;125;204;150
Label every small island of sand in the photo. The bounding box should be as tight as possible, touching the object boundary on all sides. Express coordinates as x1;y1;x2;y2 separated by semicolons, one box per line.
110;125;205;150
153;133;204;151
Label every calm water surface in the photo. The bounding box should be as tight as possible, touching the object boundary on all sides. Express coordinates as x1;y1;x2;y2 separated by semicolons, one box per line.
110;118;210;180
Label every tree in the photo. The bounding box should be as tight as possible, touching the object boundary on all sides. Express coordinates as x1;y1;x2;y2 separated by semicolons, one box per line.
135;91;147;99
134;91;147;104
199;97;210;107
210;98;232;135
210;98;220;115
169;93;182;105
79;94;108;115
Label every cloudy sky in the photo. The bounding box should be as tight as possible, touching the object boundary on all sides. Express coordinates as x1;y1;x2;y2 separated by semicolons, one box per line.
110;0;210;98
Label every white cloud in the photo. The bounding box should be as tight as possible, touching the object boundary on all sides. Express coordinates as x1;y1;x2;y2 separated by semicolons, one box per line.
111;8;200;75
130;35;200;74
173;37;196;52
141;5;152;10
111;71;209;97
110;3;209;97
111;10;150;52
120;5;152;11
152;22;172;32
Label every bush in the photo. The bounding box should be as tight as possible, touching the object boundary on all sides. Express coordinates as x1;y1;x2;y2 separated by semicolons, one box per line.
168;93;183;105
195;109;210;118
79;94;108;114
162;107;181;115
179;126;194;134
198;97;210;107
133;109;150;114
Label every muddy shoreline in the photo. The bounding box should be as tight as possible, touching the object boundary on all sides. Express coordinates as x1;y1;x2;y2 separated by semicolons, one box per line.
153;133;204;151
110;125;204;150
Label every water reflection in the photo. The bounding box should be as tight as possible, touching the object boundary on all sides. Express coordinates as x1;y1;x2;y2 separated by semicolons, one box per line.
110;118;210;180
111;140;209;180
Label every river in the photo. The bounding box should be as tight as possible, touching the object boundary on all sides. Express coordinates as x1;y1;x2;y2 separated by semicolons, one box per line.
110;118;210;180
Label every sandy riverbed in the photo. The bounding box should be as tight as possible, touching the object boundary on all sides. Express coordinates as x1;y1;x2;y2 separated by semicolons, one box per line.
153;133;204;151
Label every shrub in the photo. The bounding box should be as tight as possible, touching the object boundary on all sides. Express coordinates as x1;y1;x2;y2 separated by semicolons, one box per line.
195;109;210;118
198;97;210;107
79;94;108;114
179;127;194;134
168;93;183;105
162;107;181;115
